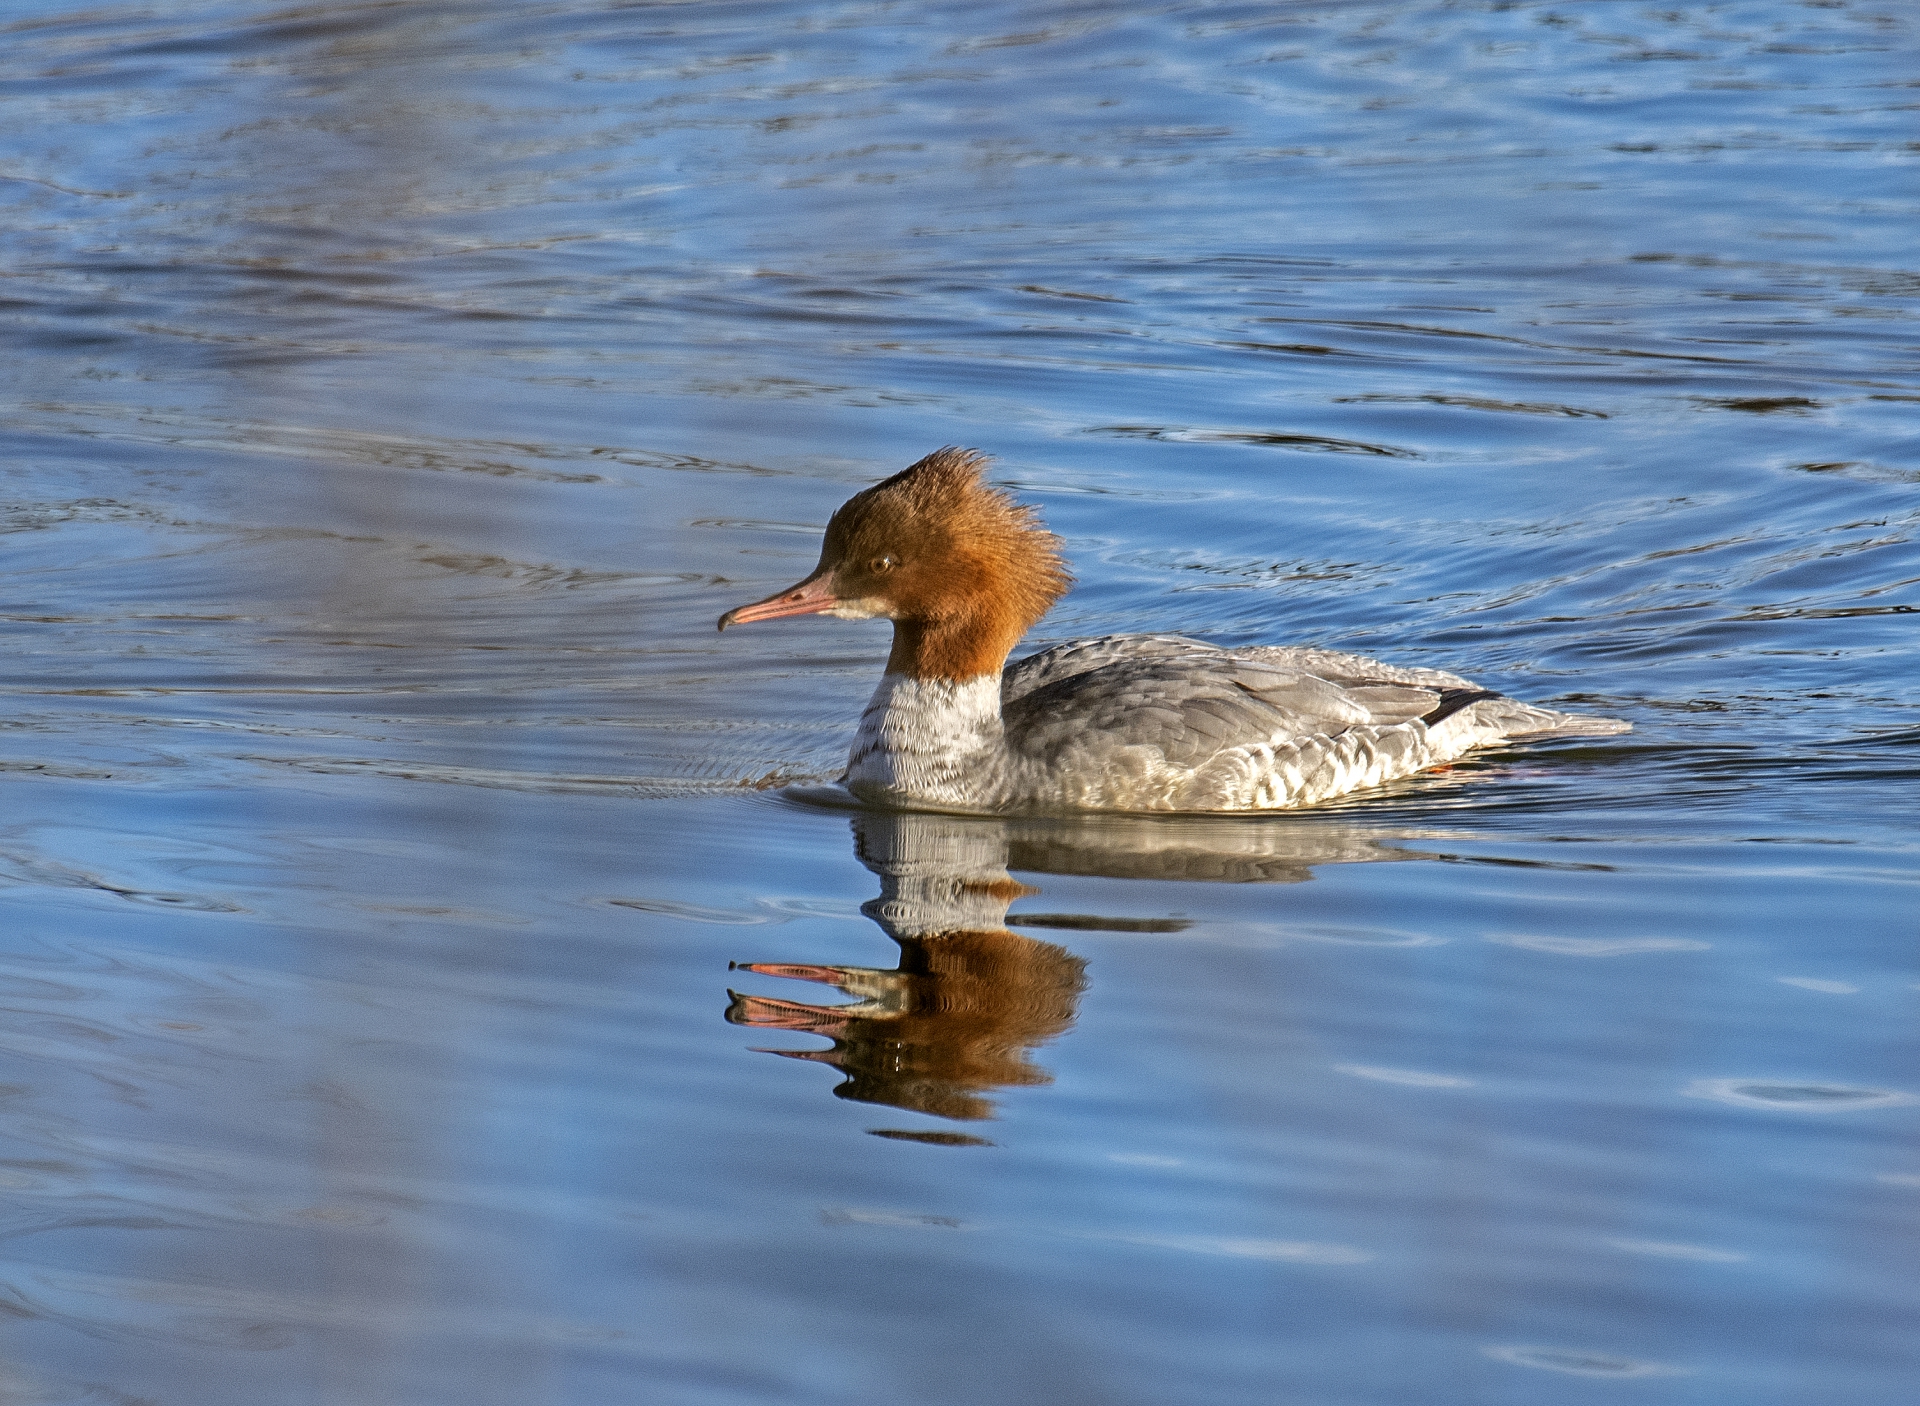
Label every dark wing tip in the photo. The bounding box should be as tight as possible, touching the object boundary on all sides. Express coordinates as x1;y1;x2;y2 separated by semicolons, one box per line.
1420;688;1502;726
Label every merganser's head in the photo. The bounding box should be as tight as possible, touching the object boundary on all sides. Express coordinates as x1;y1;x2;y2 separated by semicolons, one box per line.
718;447;1072;679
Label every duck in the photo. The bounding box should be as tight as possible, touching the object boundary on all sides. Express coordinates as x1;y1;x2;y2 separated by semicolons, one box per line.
718;447;1628;813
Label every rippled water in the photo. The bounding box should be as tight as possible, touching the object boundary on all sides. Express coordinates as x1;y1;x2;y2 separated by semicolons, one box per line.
3;1;1917;1401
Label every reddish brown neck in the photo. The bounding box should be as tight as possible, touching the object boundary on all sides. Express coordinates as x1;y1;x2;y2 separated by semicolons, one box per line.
886;610;1026;681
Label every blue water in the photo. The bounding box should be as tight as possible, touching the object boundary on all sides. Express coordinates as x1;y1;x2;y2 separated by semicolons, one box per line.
2;1;1917;1401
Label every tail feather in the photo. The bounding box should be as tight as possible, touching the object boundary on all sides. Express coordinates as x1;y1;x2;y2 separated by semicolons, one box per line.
1506;712;1633;739
1430;694;1632;745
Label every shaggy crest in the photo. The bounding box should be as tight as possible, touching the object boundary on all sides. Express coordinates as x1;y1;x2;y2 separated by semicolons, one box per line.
826;447;1072;644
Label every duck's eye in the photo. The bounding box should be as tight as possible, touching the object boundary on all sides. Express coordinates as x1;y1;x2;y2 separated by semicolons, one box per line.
871;554;899;574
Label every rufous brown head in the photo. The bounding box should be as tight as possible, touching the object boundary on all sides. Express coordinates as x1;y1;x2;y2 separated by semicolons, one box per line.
718;447;1072;679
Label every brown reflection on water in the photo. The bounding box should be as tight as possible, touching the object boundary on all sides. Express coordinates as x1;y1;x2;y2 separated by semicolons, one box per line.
730;934;1086;1123
730;813;1087;1122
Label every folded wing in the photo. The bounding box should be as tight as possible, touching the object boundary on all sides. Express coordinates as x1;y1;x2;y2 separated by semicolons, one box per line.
1002;634;1463;754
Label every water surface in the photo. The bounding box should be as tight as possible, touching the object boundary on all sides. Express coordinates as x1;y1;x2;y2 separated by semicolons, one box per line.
2;1;1917;1402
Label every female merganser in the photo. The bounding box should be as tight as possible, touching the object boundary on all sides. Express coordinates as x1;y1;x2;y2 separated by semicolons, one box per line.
719;448;1629;813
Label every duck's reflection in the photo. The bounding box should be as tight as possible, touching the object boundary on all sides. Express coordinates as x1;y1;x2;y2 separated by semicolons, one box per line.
729;813;1085;1122
729;807;1421;1125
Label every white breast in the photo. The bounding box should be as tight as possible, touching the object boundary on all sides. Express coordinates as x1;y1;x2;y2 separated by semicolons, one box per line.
843;674;1011;809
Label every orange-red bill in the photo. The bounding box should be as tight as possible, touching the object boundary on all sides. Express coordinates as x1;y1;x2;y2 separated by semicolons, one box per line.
732;962;849;987
724;991;852;1032
716;570;839;630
